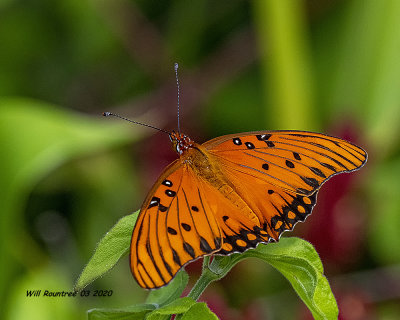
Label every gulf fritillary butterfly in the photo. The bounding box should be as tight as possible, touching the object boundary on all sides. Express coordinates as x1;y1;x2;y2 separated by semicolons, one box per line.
104;65;367;289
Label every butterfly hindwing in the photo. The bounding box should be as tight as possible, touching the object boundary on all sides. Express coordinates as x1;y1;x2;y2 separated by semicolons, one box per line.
130;161;222;289
204;130;367;196
215;163;318;247
196;175;270;255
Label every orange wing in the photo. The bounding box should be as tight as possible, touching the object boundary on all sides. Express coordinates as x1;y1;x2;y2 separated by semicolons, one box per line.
204;130;367;195
202;130;367;252
130;160;222;289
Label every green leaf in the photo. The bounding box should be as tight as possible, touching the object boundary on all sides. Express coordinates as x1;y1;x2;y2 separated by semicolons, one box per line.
145;297;196;320
88;298;218;320
190;237;337;320
75;211;139;291
266;255;336;319
180;302;218;320
0;98;136;308
88;304;156;320
146;270;189;307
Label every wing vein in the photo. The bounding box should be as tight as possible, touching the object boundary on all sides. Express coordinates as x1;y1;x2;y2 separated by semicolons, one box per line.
146;209;166;285
138;261;156;288
182;188;202;239
278;136;357;167
197;187;221;240
216;157;300;191
238;164;299;190
155;200;172;279
258;141;349;170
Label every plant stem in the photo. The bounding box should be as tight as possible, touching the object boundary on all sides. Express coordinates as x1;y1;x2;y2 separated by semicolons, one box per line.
187;256;218;301
187;268;219;301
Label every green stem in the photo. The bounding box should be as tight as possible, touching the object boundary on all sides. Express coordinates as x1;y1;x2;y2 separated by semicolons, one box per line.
202;255;210;268
187;268;219;301
187;256;218;301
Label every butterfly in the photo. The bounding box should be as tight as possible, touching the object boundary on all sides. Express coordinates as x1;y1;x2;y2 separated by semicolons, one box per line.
104;66;367;290
127;129;367;289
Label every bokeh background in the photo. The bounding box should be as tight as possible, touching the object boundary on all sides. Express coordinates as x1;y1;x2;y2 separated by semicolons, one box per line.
1;0;400;319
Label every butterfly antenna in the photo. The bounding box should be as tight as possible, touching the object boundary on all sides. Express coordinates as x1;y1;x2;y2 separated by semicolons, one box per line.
174;62;181;135
103;112;170;135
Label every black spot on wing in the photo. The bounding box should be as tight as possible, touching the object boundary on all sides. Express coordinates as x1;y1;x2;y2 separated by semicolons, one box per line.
293;152;301;160
165;190;176;197
256;134;272;141
172;249;181;266
163;261;173;276
183;242;195;258
300;176;319;188
233;138;242;145
148;197;160;209
162;179;173;187
321;162;337;172
309;167;327;178
245;142;255;149
181;223;191;231
167;227;177;235
200;237;213;253
285;160;295;168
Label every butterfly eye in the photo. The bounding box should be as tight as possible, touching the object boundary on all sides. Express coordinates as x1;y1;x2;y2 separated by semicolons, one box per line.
170;138;180;154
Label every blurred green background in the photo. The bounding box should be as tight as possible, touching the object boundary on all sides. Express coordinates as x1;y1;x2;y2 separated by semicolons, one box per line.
1;0;399;319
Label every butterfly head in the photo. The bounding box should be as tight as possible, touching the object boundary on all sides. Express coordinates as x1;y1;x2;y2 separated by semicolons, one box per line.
169;131;194;155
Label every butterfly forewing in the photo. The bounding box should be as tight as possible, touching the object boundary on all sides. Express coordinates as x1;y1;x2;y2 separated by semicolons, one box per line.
204;130;367;196
130;161;222;289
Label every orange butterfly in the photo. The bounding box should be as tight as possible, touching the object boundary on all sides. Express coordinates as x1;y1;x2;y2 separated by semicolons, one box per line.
127;129;367;289
104;67;367;290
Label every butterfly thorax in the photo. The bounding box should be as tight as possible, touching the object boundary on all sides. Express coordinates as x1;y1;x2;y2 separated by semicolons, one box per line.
170;132;219;184
170;131;194;155
180;142;262;227
170;133;220;184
